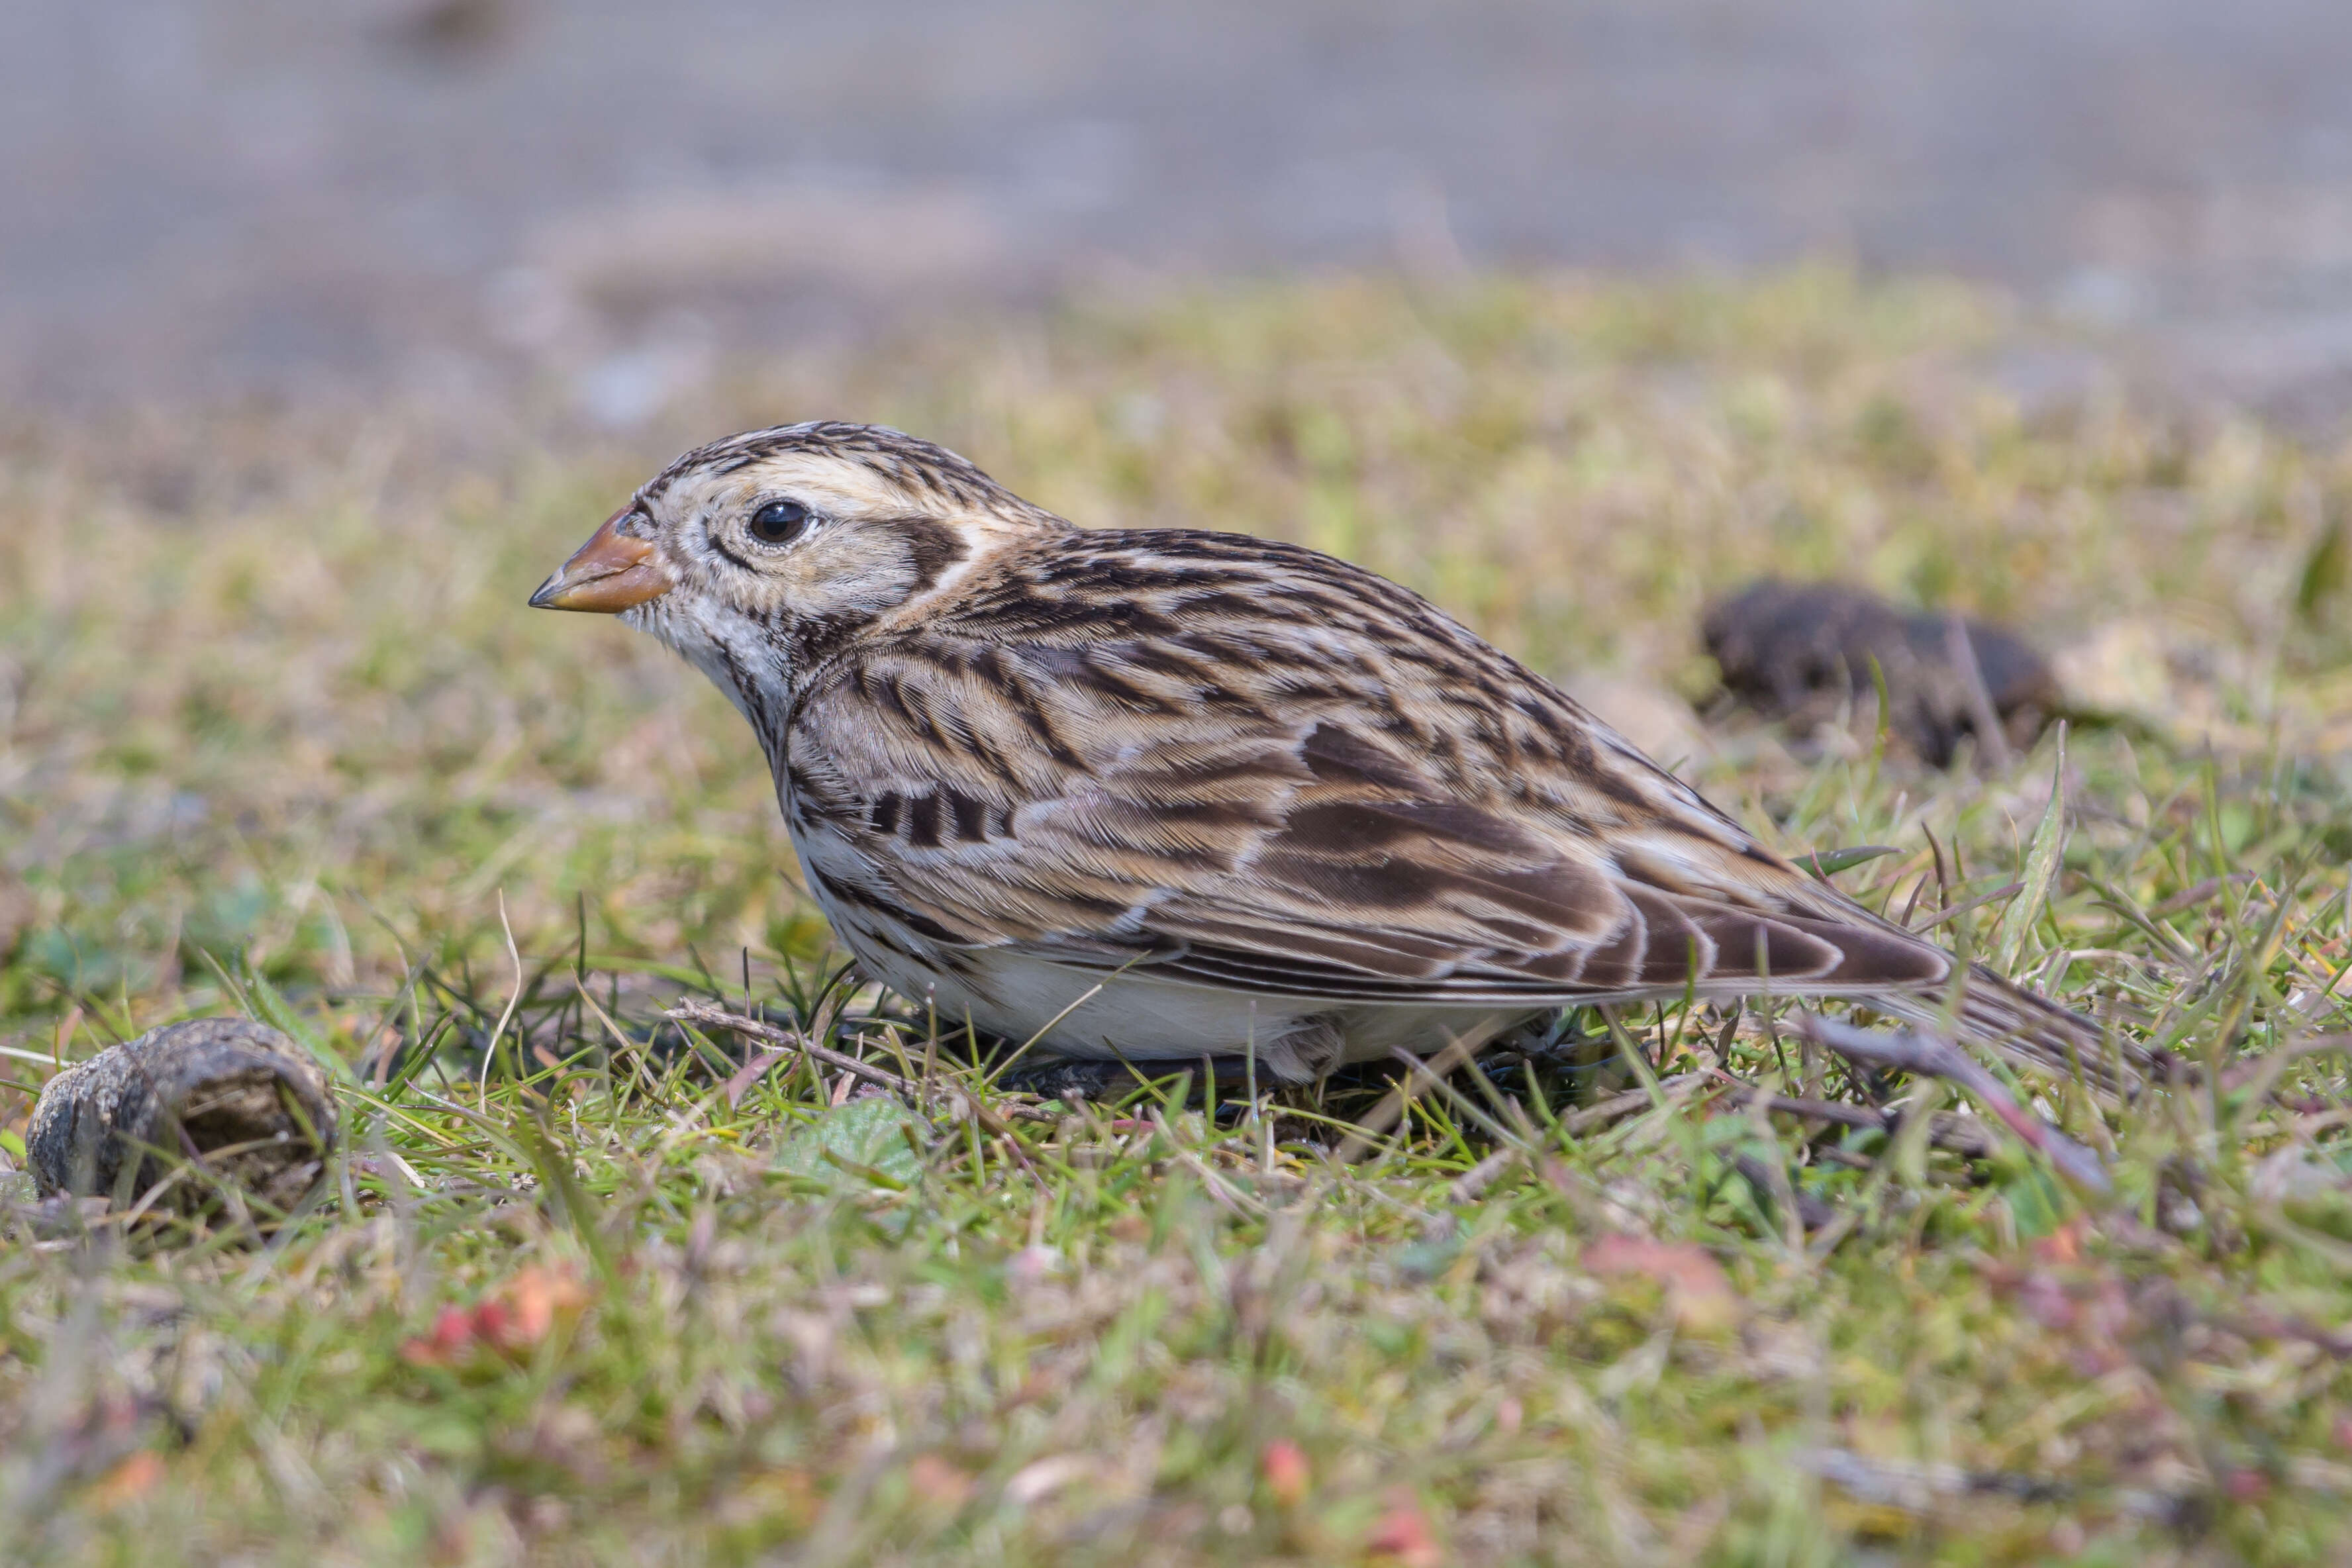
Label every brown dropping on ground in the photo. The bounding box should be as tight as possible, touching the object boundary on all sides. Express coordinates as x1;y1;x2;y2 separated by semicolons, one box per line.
26;1018;339;1217
1701;580;2058;765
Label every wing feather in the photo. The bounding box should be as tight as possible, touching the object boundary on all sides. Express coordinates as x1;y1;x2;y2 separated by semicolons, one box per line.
786;638;1952;1007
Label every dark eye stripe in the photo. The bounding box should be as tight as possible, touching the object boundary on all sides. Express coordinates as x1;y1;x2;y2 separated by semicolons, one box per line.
708;534;760;572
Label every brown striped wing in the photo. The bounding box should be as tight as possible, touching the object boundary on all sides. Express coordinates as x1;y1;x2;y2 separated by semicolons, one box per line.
783;630;1950;1008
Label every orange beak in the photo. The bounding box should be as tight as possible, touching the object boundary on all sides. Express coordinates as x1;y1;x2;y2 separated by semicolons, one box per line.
528;509;676;613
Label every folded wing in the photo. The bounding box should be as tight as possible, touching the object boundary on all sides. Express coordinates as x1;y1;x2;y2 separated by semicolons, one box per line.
787;640;1950;1008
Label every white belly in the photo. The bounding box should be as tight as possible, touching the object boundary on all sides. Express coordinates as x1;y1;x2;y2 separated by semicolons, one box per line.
820;893;1530;1081
787;820;1537;1081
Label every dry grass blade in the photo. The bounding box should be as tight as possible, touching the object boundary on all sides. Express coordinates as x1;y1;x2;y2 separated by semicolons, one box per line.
1559;1073;1708;1136
1911;880;2026;932
1330;1014;1514;1163
1944;612;2017;773
1796;1013;2110;1193
666;999;914;1097
1711;1078;1998;1159
1994;725;2069;973
667;999;1054;1131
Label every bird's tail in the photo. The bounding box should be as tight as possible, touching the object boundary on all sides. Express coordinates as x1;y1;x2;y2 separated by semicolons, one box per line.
1868;963;2165;1103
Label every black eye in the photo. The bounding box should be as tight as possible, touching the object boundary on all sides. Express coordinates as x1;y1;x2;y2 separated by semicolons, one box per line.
747;499;810;544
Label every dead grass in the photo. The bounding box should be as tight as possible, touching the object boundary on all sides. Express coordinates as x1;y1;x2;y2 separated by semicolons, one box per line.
1;269;2351;1564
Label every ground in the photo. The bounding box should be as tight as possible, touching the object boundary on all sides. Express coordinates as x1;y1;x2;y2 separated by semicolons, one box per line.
2;271;2351;1564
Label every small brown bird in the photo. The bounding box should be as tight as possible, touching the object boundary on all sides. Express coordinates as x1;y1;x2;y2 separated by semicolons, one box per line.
532;422;2151;1095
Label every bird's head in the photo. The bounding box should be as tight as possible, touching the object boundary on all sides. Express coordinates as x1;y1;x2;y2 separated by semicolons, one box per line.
530;421;1064;708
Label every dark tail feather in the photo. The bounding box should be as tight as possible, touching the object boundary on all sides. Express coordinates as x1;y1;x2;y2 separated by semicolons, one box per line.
1872;963;2163;1102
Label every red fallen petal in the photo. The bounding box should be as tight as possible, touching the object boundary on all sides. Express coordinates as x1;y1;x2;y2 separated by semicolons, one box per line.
2030;1220;2085;1265
431;1304;473;1351
1260;1440;1310;1507
472;1298;515;1346
405;1267;591;1366
1365;1490;1442;1567
400;1305;477;1365
1582;1234;1738;1333
91;1450;166;1508
501;1266;574;1344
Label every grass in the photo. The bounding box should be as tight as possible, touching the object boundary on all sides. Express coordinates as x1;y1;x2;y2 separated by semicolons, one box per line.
2;267;2351;1564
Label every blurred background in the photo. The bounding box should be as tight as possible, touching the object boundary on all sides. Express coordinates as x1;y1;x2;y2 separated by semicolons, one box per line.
8;0;2352;432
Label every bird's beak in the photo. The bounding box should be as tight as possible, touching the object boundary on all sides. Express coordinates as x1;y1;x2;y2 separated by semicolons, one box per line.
528;509;676;613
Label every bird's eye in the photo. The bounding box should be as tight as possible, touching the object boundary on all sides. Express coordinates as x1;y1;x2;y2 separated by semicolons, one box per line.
747;499;810;545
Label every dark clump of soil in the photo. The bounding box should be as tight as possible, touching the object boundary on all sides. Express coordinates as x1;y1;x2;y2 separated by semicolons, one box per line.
26;1017;339;1218
1702;580;2057;765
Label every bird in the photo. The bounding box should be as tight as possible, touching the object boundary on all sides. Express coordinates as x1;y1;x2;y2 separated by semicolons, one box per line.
530;420;2155;1098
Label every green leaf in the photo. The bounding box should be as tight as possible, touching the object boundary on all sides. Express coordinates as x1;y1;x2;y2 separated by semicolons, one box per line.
1796;844;1903;877
0;1130;24;1162
2296;514;2346;620
1995;723;2067;974
245;961;357;1085
516;1106;614;1280
773;1097;926;1190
